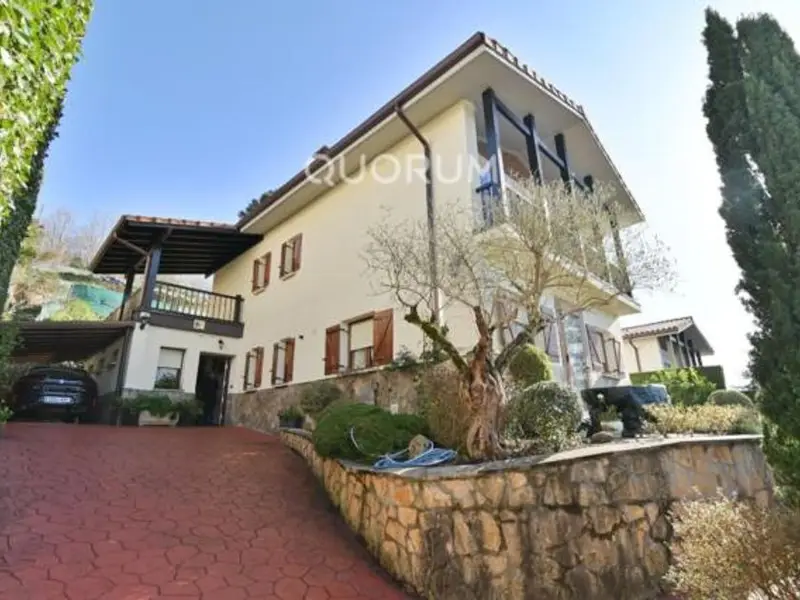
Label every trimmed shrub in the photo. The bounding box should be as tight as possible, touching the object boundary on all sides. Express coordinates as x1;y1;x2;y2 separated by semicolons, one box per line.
299;381;344;418
666;495;800;599
707;388;754;408
506;381;583;452
312;403;428;461
645;404;761;436
415;364;471;455
638;368;716;407
507;344;553;387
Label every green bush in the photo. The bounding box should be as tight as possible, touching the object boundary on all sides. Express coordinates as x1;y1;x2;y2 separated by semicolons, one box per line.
645;404;761;436
278;405;304;420
414;364;471;455
707;389;754;408
312;403;429;461
507;344;553;387
126;394;176;417
299;381;344;418
639;368;716;407
506;381;583;452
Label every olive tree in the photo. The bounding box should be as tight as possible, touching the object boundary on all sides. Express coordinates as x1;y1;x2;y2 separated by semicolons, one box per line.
364;178;673;459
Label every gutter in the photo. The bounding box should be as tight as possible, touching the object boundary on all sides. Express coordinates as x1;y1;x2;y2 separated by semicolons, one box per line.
394;103;441;324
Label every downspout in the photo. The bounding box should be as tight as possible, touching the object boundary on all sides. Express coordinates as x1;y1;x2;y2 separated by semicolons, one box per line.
394;103;441;325
627;339;642;372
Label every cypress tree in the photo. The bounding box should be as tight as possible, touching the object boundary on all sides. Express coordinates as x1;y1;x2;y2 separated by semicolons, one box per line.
703;9;800;498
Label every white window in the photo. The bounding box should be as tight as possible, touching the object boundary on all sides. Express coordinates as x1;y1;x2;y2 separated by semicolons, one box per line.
155;347;184;390
348;318;374;370
274;344;286;382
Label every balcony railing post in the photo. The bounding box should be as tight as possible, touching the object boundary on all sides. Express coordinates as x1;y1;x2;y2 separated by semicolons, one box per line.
234;295;243;323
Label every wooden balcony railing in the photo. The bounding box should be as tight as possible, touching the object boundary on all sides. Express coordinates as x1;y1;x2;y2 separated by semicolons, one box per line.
148;281;242;323
107;282;243;324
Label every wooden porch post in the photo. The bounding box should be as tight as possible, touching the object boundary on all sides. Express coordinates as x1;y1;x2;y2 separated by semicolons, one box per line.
481;88;506;222
119;268;135;321
140;243;163;311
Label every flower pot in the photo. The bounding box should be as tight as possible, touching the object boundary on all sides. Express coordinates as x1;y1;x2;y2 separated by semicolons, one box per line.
138;410;179;427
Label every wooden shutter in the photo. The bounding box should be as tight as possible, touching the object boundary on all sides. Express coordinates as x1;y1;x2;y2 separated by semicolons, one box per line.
372;309;394;366
243;350;252;388
271;343;279;385
262;252;271;287
291;234;303;272
251;259;261;291
324;326;340;375
279;243;288;277
284;338;295;383
253;347;264;387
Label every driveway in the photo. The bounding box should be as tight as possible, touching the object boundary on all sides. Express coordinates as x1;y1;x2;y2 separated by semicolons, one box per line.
0;423;410;600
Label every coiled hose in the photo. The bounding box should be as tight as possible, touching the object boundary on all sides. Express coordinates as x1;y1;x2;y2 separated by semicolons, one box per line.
349;427;457;470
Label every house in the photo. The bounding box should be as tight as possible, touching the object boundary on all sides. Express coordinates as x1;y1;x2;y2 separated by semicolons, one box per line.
621;316;715;373
81;32;648;428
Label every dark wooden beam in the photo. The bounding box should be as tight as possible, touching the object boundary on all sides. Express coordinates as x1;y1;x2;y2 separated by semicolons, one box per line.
554;133;571;191
523;114;543;184
482;88;504;197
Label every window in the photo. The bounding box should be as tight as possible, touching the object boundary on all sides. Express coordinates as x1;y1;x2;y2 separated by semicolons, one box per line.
244;347;264;390
271;338;295;385
658;337;672;368
155;347;184;390
279;234;303;277
325;309;394;374
586;326;622;375
499;304;561;363
251;252;271;292
348;318;374;370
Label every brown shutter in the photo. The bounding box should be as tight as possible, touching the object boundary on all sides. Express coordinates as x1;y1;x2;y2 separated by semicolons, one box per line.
253;347;264;387
263;252;271;287
271;343;280;384
324;326;340;375
244;351;252;388
372;309;394;366
279;243;287;277
284;338;295;383
251;259;260;291
292;234;303;272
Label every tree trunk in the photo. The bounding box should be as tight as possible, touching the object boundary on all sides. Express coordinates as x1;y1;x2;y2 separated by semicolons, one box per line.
463;357;506;460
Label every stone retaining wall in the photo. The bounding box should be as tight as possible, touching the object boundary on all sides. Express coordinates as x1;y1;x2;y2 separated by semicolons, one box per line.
280;431;773;600
227;369;418;432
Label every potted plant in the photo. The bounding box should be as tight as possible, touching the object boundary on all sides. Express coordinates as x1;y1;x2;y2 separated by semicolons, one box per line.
176;397;203;426
0;401;13;437
132;393;180;427
278;405;304;429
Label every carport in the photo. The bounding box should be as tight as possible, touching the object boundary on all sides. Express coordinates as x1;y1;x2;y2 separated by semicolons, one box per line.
5;321;135;364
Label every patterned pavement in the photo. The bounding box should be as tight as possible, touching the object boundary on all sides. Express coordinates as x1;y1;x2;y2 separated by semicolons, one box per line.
0;423;410;600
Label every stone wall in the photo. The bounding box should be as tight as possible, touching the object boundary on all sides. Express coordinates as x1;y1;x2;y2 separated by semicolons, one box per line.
226;369;419;432
281;431;773;600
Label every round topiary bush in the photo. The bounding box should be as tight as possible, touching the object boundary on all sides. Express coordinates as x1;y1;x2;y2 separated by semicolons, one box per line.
707;389;755;408
312;403;429;461
506;381;583;451
508;344;554;387
299;381;345;418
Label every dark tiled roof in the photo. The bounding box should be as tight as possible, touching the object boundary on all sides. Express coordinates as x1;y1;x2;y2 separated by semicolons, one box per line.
622;317;695;339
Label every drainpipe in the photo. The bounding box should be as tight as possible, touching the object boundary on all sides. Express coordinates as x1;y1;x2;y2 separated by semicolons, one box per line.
395;103;441;325
627;339;642;372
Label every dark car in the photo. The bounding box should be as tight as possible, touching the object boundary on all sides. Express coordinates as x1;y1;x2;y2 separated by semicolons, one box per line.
11;365;98;422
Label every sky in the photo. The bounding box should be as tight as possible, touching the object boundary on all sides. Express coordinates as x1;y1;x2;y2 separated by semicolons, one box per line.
37;0;800;386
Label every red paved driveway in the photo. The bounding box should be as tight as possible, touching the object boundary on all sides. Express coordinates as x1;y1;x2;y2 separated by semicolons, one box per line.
0;423;411;600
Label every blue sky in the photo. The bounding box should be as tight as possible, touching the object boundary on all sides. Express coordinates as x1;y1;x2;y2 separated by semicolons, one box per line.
39;1;800;385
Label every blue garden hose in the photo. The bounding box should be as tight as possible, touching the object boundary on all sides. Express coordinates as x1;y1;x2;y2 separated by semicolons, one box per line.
348;427;457;469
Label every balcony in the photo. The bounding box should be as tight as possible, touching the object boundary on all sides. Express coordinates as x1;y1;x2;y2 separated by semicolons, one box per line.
477;175;635;308
108;281;245;338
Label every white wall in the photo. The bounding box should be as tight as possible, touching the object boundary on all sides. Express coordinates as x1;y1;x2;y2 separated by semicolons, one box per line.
85;337;126;396
213;101;477;392
123;325;235;394
622;337;663;374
